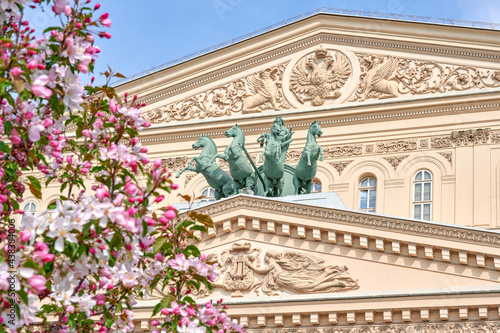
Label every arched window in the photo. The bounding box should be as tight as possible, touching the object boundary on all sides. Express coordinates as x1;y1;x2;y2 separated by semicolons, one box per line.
413;170;432;221
200;187;216;202
22;201;37;216
47;201;57;210
310;179;322;193
359;177;376;212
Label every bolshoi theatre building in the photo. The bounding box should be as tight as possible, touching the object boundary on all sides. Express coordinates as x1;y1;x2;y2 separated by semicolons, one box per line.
29;9;500;332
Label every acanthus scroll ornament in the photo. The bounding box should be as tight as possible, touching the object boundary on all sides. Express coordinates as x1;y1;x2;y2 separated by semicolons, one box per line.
290;46;352;106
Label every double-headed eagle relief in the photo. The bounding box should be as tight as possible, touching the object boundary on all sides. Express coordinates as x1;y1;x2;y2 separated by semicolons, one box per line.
290;46;352;106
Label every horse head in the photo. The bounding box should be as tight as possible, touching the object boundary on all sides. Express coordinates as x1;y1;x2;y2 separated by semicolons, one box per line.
225;124;240;138
310;121;323;137
193;136;208;150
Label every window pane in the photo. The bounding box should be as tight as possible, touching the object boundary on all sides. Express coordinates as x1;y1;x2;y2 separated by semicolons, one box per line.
369;178;376;187
315;183;321;192
413;204;421;219
424;171;432;180
414;183;422;201
415;171;422;181
423;204;431;220
423;183;431;201
369;198;376;208
361;179;368;187
360;190;367;200
369;189;376;199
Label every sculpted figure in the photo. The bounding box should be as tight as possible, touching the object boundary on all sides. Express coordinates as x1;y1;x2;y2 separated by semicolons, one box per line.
358;56;399;101
294;121;323;194
245;250;359;295
175;135;235;200
290;46;352;106
242;68;280;113
213;124;256;193
257;117;294;197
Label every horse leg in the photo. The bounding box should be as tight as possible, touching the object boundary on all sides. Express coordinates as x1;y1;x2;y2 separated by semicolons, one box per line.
293;175;300;195
278;177;284;197
305;179;312;194
319;147;324;161
175;165;196;178
259;150;265;163
305;151;311;166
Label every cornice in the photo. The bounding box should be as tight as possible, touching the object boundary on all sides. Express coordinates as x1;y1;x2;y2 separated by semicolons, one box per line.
138;94;500;144
194;195;500;248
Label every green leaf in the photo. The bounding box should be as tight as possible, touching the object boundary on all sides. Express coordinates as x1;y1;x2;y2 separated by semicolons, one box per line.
27;176;41;191
152;236;168;253
18;289;28;304
4;121;12;136
183;245;201;258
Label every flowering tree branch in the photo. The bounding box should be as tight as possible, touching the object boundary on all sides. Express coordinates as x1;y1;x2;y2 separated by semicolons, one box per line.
0;1;244;332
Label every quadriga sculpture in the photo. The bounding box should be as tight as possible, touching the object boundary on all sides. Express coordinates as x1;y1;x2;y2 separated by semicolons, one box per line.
176;136;235;200
257;117;294;197
213;124;256;193
294;121;323;194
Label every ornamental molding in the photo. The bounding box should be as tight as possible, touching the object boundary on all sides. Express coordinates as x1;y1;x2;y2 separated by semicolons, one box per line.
431;128;496;148
258;322;500;333
194;196;500;247
438;152;453;165
328;160;353;174
383;155;409;170
138;101;500;143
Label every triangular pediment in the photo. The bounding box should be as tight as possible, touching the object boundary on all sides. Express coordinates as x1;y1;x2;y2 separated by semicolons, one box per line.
181;194;500;303
116;14;500;128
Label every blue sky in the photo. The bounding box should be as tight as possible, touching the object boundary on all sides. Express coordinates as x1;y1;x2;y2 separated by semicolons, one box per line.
26;1;500;85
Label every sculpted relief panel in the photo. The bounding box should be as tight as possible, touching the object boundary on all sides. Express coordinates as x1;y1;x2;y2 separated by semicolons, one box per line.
142;45;500;124
143;62;290;124
196;243;359;298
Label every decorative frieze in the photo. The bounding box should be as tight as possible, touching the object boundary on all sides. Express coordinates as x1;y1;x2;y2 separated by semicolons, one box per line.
161;157;189;172
376;140;417;153
323;145;362;158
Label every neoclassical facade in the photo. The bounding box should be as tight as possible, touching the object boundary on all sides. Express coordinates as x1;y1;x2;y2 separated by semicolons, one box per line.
24;12;500;332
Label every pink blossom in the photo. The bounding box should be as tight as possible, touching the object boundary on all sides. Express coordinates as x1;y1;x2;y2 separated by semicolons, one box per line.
19;230;31;242
27;59;37;69
28;275;46;294
11;67;21;76
101;18;112;27
43;118;53;128
167;254;190;271
94;118;103;130
153;158;162;168
11;135;22;144
32;85;53;98
28;124;45;142
82;129;91;137
164;209;176;220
